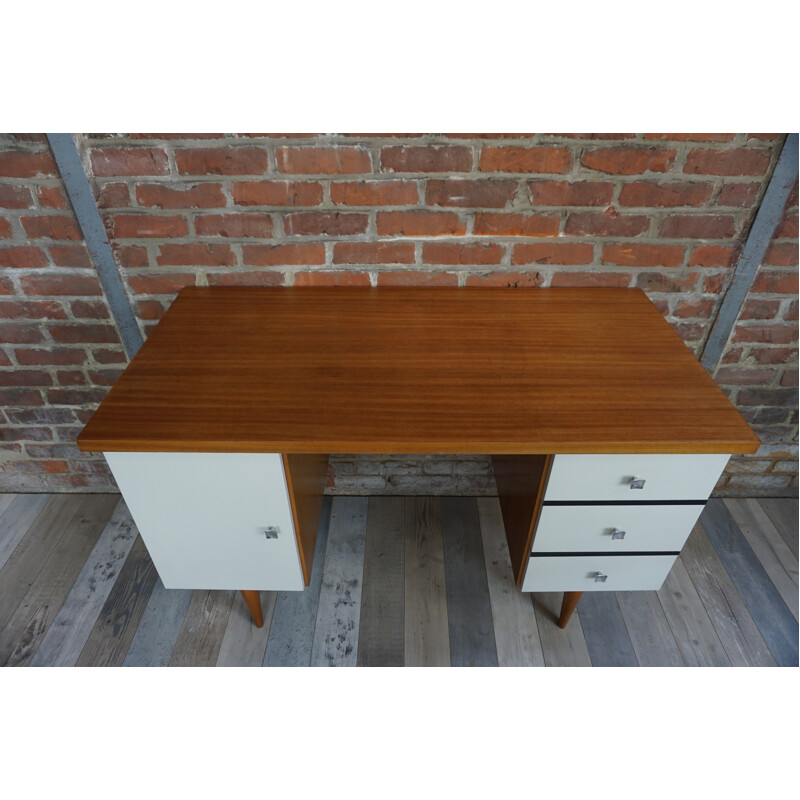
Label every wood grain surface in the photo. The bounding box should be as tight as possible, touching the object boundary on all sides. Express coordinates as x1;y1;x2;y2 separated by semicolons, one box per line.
77;287;759;454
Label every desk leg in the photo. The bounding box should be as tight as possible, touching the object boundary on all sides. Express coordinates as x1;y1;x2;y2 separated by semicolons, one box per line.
241;590;264;628
558;591;582;629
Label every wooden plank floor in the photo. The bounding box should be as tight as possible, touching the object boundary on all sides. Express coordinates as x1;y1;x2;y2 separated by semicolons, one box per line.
1;494;797;667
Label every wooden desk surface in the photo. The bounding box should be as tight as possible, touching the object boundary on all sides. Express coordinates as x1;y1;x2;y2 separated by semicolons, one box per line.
77;287;759;455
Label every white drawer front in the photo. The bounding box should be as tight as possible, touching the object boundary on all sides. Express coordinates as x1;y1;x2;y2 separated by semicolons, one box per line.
544;453;730;502
532;503;704;554
105;452;304;591
521;554;676;592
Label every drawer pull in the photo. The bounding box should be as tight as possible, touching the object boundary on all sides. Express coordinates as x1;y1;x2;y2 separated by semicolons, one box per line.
611;528;627;540
629;476;646;490
263;526;280;540
594;571;608;583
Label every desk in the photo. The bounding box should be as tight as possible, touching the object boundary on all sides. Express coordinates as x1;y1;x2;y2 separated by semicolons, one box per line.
77;287;759;629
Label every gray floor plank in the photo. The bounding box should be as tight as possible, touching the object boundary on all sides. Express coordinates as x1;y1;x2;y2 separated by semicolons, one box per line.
169;590;235;667
263;496;331;667
404;497;450;667
477;497;545;667
357;497;405;667
0;494;51;572
76;535;159;667
617;591;685;667
681;523;776;667
0;494;17;521
533;593;592;667
658;557;731;667
701;500;798;667
216;591;276;667
30;500;138;667
578;592;638;667
122;578;193;667
441;497;498;667
759;498;799;560
0;495;119;667
310;496;367;667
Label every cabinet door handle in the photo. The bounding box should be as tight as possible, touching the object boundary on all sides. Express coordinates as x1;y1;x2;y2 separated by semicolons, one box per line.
594;571;608;583
611;528;626;540
263;526;280;540
629;476;646;489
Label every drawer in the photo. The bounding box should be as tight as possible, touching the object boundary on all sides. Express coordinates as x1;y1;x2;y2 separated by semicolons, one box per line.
531;503;704;554
544;453;730;502
521;554;676;592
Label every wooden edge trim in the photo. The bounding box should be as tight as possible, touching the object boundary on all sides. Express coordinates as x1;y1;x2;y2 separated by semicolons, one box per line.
282;453;311;586
516;454;553;587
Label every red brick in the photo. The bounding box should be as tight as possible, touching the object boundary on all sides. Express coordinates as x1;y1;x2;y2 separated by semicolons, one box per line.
0;388;43;406
764;243;798;266
0;185;33;208
0;323;45;344
564;211;649;237
465;271;545;287
49;324;120;344
127;273;196;294
47;388;108;405
776;212;799;238
381;146;472;173
422;242;504;265
1;426;53;441
284;212;368;236
194;213;273;238
737;388;798;407
716;183;760;207
703;273;728;293
0;218;11;238
479;146;571;174
56;370;87;386
543;134;635;140
0;151;56;177
551;271;632;287
0;277;12;295
689;245;735;267
426;179;517;208
0;369;53;386
671;322;706;342
93;348;127;364
512;242;594;265
659;215;737;239
684;148;771;176
96;182;132;208
781;369;798;386
293;271;371;286
528;181;613;206
377;211;465;237
109;214;188;238
91;147;170;177
275;147;370;174
0;300;67;319
136;300;166;320
232;181;323;206
747;134;781;141
672;299;715;318
49;244;92;268
333;242;415;264
20;274;102;296
115;245;149;268
581;147;676;175
783;301;798;321
243;243;326;267
155;243;236;267
88;369;124;386
0;352;10;367
716;366;776;385
130;133;225;140
739;300;782;320
206;271;284;286
732;323;799;345
15;348;89;366
643;133;736;142
136;183;226;209
750;347;798;365
602;243;685;267
377;271;459;286
0;246;48;268
21;215;82;240
330;181;418;206
36;185;68;209
636;272;700;292
721;348;745;364
175;147;268;175
619;182;713;207
472;213;559;237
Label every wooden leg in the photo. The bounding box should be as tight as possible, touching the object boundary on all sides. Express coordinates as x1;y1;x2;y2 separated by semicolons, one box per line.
240;590;264;628
558;591;583;629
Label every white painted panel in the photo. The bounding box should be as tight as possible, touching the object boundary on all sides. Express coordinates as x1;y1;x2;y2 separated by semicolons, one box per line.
104;452;303;591
532;503;704;554
544;454;730;502
521;554;676;592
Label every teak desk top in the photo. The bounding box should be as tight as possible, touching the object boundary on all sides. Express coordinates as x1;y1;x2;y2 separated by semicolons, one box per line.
77;287;759;455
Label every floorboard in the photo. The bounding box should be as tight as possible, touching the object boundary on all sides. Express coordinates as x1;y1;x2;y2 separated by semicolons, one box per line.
617;590;684;667
578;592;638;667
533;593;592;667
169;590;235;667
216;591;276;667
759;498;799;560
0;494;51;572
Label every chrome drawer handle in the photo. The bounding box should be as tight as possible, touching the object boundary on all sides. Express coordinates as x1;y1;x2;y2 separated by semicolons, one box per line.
263;526;280;540
611;528;626;540
629;476;646;489
594;572;608;583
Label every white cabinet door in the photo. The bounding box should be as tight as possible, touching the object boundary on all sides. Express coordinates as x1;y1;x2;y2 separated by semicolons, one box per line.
104;452;303;591
521;554;676;592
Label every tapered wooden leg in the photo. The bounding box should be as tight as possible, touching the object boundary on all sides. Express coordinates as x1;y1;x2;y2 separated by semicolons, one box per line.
240;590;264;628
558;591;583;629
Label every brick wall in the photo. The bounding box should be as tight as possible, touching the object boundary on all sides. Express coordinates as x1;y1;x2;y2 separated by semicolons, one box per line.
0;133;797;496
